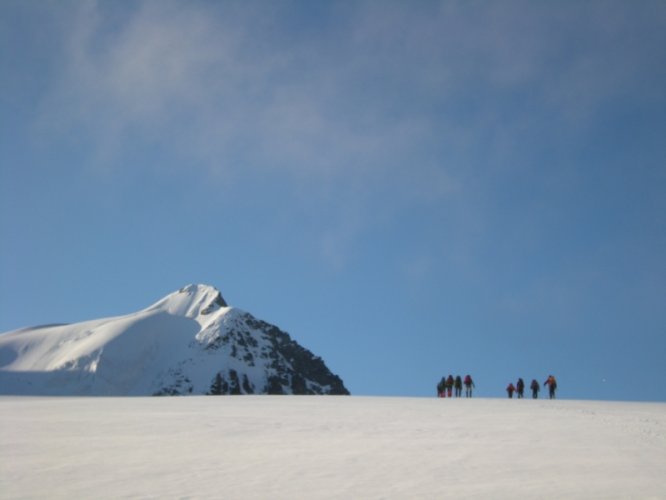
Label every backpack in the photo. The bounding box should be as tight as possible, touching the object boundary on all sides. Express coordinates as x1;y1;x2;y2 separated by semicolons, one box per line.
464;375;472;385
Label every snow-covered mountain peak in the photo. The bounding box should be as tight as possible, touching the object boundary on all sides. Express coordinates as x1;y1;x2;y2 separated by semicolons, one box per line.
0;284;349;396
145;284;228;320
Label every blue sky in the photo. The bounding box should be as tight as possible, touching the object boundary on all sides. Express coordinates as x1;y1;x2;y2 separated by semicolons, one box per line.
1;1;665;401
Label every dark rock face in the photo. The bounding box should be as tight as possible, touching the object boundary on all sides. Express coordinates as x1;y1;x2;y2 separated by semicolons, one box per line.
201;291;228;314
198;312;349;396
247;314;348;395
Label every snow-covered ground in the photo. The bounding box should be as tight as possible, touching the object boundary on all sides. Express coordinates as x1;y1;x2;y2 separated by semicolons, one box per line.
1;396;664;499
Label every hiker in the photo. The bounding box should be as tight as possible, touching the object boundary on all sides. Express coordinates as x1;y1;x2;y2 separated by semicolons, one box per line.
544;375;557;399
506;383;516;398
530;379;540;399
446;375;455;398
437;377;446;398
516;378;525;399
464;374;475;398
454;375;463;397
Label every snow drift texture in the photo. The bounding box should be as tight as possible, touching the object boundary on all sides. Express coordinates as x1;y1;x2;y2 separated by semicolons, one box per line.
2;397;665;498
0;284;348;396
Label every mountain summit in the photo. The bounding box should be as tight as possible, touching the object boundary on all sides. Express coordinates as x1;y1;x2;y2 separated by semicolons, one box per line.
0;284;349;396
145;284;228;318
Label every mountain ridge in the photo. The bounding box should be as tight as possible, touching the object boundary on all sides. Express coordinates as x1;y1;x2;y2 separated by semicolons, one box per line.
0;284;349;396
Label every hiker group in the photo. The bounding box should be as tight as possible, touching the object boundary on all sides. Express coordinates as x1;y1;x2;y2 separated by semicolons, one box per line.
437;374;475;398
506;375;557;399
436;374;558;399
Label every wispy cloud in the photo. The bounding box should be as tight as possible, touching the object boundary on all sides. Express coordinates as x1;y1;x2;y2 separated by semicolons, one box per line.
41;1;665;182
34;0;666;267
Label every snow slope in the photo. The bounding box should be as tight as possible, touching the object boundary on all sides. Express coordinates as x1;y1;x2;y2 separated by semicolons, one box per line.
0;284;347;396
1;396;664;499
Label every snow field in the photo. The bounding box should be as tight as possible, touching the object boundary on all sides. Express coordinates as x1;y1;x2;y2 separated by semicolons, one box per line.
1;396;665;499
